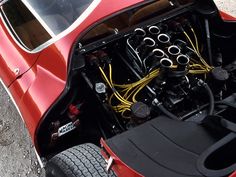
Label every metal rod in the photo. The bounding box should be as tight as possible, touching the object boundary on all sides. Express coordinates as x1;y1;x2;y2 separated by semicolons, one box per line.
205;19;213;65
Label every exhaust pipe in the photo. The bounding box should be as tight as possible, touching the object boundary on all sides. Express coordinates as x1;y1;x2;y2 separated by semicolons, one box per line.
148;26;161;36
157;33;170;44
168;45;181;56
176;54;189;71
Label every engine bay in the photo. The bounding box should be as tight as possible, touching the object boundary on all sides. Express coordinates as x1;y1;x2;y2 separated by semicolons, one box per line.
79;9;235;134
37;1;236;172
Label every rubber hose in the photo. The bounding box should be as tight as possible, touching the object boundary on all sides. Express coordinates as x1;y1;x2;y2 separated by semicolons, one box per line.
216;101;236;109
202;82;215;115
157;103;179;120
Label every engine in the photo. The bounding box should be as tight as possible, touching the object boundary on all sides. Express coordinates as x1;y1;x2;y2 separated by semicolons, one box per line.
37;0;236;156
78;10;234;134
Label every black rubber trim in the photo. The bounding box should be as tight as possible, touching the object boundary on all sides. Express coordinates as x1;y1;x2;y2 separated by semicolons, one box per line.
106;116;218;177
197;132;236;177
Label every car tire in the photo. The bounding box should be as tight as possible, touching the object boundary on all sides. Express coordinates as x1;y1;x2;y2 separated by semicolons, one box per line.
45;143;116;177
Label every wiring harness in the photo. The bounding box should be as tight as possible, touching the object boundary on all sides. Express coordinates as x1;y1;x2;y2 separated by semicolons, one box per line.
96;21;213;119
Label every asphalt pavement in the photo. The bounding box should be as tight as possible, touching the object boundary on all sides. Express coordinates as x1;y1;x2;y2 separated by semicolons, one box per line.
0;1;235;177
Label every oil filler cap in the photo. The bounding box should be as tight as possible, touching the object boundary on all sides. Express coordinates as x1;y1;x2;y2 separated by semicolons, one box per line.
95;82;106;93
131;102;151;121
211;67;229;82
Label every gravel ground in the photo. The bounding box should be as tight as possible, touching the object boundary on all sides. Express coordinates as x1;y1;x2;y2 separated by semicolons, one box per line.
214;0;236;17
0;1;235;177
0;84;45;177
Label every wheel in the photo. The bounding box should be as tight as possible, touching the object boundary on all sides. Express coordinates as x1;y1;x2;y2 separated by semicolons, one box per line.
45;143;116;177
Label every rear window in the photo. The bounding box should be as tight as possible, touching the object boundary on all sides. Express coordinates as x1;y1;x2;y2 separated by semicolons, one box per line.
27;0;93;35
80;0;194;45
0;0;94;51
1;0;51;50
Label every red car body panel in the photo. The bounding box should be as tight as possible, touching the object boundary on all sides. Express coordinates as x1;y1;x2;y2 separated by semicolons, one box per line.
220;11;236;21
0;0;236;176
0;16;40;86
2;0;144;147
230;172;236;177
101;139;144;177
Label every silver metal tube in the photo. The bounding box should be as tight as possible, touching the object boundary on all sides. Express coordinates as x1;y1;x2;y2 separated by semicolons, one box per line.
157;33;170;44
148;26;161;36
134;28;146;37
160;58;173;68
143;37;156;47
176;54;190;66
152;49;165;58
168;45;181;56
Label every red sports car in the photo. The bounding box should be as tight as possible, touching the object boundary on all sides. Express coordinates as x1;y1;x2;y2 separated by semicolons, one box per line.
0;0;236;176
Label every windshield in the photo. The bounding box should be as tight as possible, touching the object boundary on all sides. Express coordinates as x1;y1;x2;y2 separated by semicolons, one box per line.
26;0;93;35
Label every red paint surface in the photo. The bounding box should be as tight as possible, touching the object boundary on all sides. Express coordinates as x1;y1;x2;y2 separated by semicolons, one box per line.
220;11;236;21
101;139;144;177
0;17;40;86
230;171;236;177
1;0;144;146
2;2;235;175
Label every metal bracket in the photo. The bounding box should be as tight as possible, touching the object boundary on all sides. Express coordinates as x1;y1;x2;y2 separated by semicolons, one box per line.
106;156;114;172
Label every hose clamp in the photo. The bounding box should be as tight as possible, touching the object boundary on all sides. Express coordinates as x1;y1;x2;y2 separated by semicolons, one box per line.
152;98;162;106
